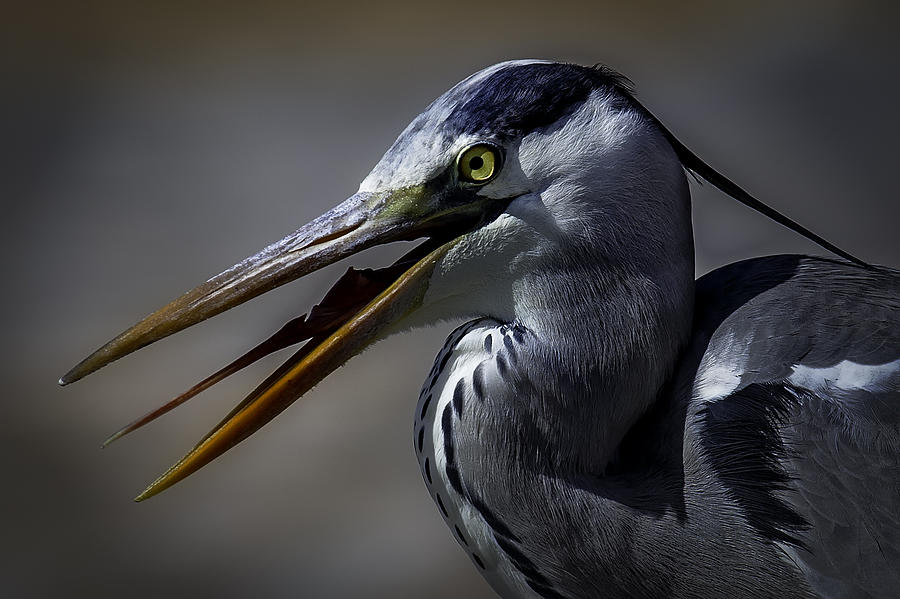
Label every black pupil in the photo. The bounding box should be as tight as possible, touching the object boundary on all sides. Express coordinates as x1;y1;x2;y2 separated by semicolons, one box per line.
469;155;484;171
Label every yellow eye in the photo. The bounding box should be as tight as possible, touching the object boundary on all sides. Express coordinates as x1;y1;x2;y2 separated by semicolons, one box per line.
458;144;499;183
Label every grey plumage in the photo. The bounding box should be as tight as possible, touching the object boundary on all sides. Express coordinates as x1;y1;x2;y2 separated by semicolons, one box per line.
397;63;898;598
417;257;898;599
691;257;900;597
64;60;899;598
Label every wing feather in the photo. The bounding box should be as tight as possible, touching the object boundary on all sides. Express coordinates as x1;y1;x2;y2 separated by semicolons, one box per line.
691;256;900;598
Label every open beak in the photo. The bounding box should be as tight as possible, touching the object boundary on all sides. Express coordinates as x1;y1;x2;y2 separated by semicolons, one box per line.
61;187;489;501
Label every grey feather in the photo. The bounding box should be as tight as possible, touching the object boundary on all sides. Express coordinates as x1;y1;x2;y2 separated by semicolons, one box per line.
391;60;900;598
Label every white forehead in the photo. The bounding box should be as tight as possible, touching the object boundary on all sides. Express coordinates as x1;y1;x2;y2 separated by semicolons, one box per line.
359;60;552;192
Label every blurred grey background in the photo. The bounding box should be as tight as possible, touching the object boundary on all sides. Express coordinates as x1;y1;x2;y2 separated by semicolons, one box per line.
4;1;898;597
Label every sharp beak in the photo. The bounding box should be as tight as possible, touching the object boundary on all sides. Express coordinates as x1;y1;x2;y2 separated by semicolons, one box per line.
61;187;488;501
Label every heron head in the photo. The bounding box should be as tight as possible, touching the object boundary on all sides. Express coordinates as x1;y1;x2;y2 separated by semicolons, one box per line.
360;60;692;329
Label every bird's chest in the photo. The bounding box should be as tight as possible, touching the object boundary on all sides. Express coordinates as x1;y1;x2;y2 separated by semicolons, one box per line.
413;320;544;599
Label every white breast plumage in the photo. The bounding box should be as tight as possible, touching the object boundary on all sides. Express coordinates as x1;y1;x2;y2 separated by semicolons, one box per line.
413;319;543;599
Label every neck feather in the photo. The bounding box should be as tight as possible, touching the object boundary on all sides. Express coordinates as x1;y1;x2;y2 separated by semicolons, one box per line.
511;248;694;471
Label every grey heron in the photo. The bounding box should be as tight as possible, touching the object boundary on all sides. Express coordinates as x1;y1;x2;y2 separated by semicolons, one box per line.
61;61;899;598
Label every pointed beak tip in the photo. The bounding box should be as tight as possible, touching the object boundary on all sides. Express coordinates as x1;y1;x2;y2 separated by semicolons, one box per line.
60;363;88;386
133;485;158;503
